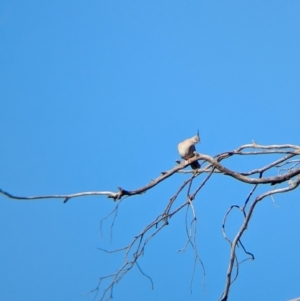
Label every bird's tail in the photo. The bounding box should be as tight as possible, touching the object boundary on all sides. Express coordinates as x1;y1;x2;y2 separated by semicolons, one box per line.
190;161;200;170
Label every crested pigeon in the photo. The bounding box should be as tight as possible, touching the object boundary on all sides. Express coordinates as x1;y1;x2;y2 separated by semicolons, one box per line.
177;131;200;169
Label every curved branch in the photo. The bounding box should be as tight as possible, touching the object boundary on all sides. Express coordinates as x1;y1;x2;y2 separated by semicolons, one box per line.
219;176;300;301
2;145;300;203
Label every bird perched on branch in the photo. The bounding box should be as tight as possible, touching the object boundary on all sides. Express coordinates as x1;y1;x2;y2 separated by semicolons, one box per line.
177;130;200;170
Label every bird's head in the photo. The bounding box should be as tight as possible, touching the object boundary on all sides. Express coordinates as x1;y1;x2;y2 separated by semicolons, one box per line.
196;129;200;143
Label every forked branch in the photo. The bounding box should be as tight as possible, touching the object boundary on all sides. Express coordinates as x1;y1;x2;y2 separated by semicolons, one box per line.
1;143;300;301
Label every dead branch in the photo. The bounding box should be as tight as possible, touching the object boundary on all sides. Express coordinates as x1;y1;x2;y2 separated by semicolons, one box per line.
219;177;300;301
1;142;300;301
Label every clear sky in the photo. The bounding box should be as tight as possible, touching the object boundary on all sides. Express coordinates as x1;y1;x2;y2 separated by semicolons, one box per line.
1;1;300;301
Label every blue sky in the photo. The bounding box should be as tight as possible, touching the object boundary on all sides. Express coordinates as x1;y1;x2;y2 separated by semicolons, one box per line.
1;1;300;301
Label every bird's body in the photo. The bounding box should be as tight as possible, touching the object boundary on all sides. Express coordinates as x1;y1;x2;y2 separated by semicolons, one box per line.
177;131;200;169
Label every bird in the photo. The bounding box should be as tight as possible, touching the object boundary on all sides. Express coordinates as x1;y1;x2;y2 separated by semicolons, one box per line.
177;130;200;169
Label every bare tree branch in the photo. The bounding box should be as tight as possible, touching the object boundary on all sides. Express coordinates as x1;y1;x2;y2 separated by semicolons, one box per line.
1;143;300;301
219;177;300;301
